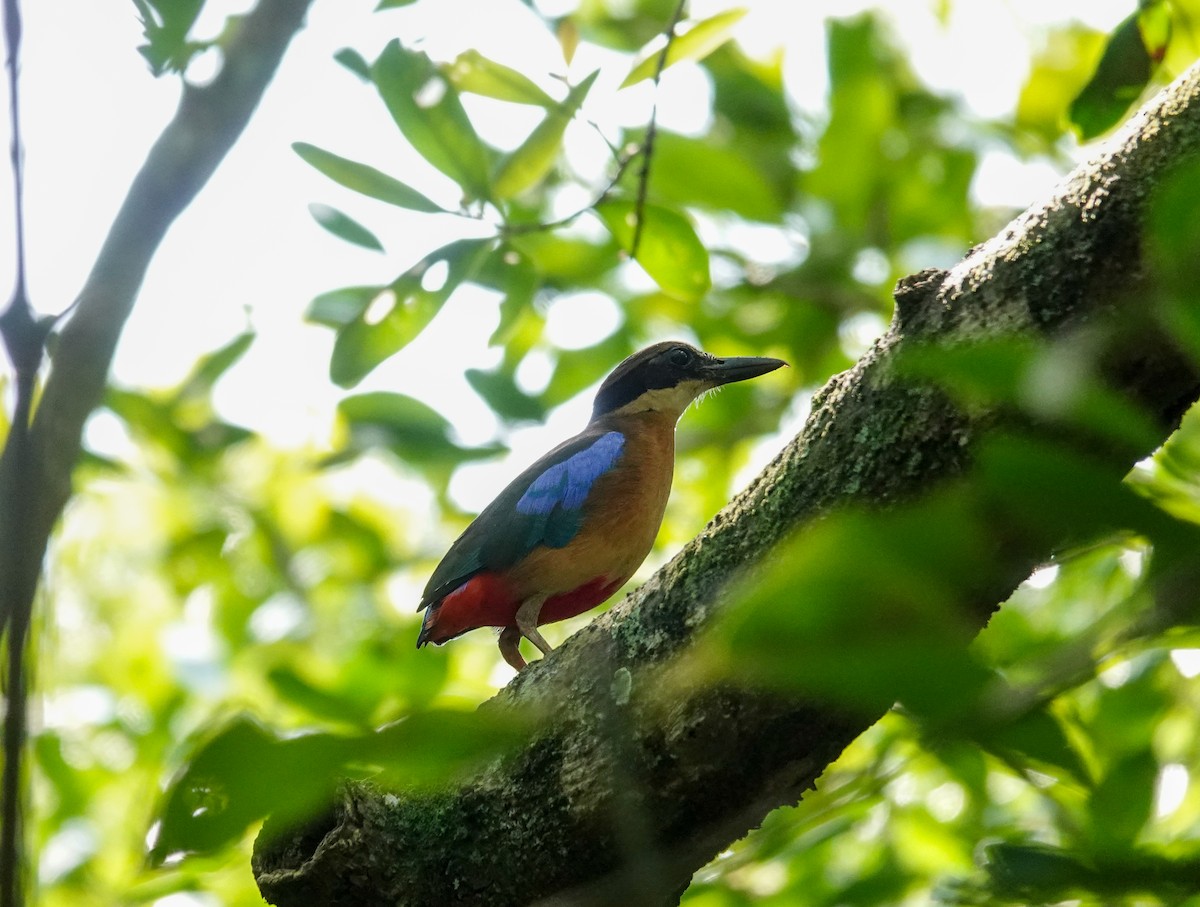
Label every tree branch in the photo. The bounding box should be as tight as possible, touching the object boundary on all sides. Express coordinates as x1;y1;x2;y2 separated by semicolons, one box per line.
0;0;315;656
0;4;312;898
30;0;314;531
253;62;1200;906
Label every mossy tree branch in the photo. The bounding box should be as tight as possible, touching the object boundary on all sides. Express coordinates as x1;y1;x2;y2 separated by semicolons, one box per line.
252;62;1200;907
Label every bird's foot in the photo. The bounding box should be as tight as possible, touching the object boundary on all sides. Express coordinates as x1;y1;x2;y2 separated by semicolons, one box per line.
499;625;527;671
515;597;554;657
494;597;555;672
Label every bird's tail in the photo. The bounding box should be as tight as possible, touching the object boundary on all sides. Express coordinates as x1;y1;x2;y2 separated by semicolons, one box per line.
416;603;438;648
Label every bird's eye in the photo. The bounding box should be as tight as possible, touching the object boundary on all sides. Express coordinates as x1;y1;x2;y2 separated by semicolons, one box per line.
668;347;692;367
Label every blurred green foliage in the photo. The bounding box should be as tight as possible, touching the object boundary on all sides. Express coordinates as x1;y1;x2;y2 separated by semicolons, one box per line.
25;0;1200;904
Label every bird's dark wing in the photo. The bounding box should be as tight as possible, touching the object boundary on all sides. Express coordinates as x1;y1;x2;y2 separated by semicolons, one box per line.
419;428;626;608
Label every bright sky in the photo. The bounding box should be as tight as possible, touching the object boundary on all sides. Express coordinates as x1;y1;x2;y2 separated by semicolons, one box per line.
5;0;1135;511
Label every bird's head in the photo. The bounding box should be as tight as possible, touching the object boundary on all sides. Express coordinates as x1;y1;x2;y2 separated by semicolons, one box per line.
590;341;786;422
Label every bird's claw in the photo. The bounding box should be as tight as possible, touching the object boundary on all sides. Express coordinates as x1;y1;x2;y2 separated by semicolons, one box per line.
499;625;527;671
499;597;556;671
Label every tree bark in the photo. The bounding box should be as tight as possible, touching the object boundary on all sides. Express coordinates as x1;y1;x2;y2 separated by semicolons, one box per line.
253;63;1200;906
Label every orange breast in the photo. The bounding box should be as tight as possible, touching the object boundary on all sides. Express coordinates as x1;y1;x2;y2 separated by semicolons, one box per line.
422;410;678;644
506;409;677;623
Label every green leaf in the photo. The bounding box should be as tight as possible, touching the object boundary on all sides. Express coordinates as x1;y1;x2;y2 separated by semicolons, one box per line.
984;705;1089;784
595;199;710;302
648;131;784;222
176;331;255;402
267;665;375;725
334;47;371;81
307;286;383;328
1087;749;1158;854
709;494;993;714
340;392;455;455
622;9;747;89
446;50;557;106
505;232;619;286
371;40;492;200
542;335;632;408
1147;154;1200;298
984;843;1098;898
338;392;504;467
493;70;599;200
466;367;546;423
328;238;493;387
150;710;530;865
975;436;1176;548
376;0;419;7
151;717;287;865
106;388;191;459
1069;8;1167;140
294;143;444;213
1017;26;1108;140
486;248;539;347
308;203;384;252
1148;155;1200;361
132;0;205;75
898;338;1160;454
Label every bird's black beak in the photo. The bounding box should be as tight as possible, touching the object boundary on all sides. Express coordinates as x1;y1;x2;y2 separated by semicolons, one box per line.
703;355;787;386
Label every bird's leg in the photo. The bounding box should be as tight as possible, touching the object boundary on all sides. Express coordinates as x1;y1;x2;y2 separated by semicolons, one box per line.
515;594;554;658
498;625;527;671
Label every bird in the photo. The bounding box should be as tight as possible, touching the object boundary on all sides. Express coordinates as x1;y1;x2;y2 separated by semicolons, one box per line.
416;341;786;670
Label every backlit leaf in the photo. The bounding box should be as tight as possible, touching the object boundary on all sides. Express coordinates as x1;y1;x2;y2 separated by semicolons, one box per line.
445;50;556;106
1069;7;1167;140
1087;749;1157;854
493;70;599;199
466;367;546;423
176;331;254;401
307;286;382;328
898;338;1159;454
308;203;384;252
334;47;371;81
338;392;504;467
984;843;1097;898
622;9;747;89
371;41;492;200
710;493;994;713
329;238;493;387
294;142;444;213
648;131;784;222
132;0;205;75
595;199;710;302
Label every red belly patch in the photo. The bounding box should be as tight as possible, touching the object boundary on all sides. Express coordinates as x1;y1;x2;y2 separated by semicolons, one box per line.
422;574;623;644
539;576;623;624
422;573;517;644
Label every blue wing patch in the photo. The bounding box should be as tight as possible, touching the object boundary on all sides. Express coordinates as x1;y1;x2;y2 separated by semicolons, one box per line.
517;431;624;514
421;430;627;604
516;429;628;549
515;431;624;549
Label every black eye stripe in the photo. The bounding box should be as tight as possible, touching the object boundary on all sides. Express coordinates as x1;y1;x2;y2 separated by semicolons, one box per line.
592;341;705;417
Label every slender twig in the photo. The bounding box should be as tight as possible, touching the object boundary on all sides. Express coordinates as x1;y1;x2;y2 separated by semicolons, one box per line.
3;0;23;315
501;148;640;237
501;4;686;247
0;0;36;898
630;0;687;258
